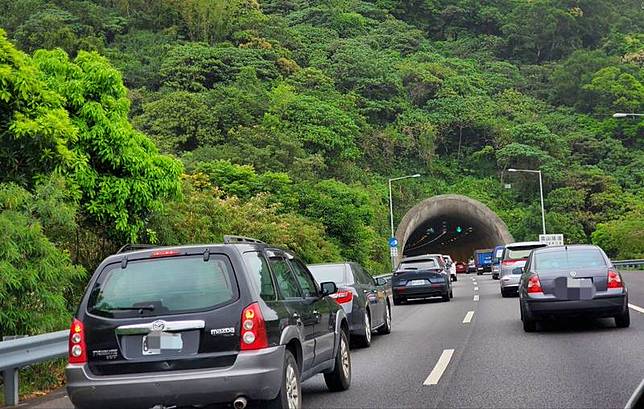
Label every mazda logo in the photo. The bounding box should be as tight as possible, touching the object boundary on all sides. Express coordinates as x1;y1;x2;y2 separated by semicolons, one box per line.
151;320;165;331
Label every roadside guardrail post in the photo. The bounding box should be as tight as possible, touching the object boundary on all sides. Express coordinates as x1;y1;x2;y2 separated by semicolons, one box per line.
2;367;19;405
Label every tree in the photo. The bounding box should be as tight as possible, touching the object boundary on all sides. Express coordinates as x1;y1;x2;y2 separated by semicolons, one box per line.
592;215;644;259
0;182;85;337
1;32;182;241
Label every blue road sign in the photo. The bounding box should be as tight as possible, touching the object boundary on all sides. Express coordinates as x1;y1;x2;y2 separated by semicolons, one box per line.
388;237;398;247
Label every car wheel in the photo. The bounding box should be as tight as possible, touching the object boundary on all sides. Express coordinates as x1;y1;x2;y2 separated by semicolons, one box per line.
449;289;454;298
355;310;371;348
442;292;450;302
521;303;537;332
266;349;301;409
453;275;458;282
501;288;508;298
378;304;391;335
393;297;401;306
324;330;351;392
615;309;630;328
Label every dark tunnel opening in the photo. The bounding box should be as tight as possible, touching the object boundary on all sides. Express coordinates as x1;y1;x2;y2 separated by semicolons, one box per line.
396;195;514;263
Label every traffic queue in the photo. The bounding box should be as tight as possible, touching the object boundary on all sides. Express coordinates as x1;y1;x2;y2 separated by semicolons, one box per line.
62;235;629;409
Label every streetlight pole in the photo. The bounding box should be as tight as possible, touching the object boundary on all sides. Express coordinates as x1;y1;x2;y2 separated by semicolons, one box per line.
388;174;421;269
508;168;546;235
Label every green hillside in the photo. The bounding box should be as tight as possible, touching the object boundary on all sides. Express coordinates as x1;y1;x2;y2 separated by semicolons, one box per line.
1;0;643;337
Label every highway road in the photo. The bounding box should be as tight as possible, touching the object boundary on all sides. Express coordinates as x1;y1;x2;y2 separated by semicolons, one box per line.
21;272;644;409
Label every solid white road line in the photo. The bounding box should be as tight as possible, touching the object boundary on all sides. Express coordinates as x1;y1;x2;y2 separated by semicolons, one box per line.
629;303;644;314
463;311;475;323
474;286;479;291
423;349;455;386
473;295;479;301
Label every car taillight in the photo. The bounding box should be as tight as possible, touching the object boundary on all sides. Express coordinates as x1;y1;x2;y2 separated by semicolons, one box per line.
502;258;527;265
527;275;543;294
329;289;353;304
68;318;87;364
240;302;268;351
607;269;623;289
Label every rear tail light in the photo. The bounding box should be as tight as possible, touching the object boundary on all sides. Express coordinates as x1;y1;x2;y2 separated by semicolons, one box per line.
527;274;544;294
240;303;268;351
607;269;623;289
502;258;527;265
329;288;353;304
68;319;87;364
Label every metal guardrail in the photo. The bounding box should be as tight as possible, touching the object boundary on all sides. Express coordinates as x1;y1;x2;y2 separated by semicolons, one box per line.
613;259;644;269
0;330;68;406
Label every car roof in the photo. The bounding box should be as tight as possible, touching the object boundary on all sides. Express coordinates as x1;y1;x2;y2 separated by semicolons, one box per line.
308;262;350;268
531;244;601;254
505;241;546;248
104;242;270;264
400;254;442;262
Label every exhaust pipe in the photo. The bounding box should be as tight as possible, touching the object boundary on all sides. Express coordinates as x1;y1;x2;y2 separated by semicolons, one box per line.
233;397;247;409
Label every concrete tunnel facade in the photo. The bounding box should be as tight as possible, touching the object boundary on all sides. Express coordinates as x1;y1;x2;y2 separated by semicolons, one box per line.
395;194;514;263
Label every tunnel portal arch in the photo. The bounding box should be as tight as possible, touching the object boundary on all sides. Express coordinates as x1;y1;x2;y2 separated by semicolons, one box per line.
395;194;514;262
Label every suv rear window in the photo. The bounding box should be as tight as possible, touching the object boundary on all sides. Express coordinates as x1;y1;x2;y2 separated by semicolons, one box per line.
505;245;546;260
534;249;606;272
399;259;438;270
88;255;237;318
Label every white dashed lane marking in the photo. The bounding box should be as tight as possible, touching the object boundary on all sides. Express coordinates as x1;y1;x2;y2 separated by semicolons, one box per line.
473;295;479;301
462;311;475;323
423;349;455;386
629;303;644;314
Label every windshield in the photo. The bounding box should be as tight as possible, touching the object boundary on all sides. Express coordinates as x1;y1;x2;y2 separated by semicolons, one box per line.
534;249;606;272
308;264;347;284
88;255;236;318
399;259;438;270
506;245;545;260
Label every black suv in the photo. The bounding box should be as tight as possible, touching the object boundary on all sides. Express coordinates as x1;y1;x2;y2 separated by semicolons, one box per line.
66;236;351;409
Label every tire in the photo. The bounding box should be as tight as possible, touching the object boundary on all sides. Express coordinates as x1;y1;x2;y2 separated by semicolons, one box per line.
477;272;482;276
355;310;372;348
393;297;405;305
324;330;351;392
449;289;454;298
378;304;392;335
501;288;508;298
521;303;537;332
615;309;630;328
266;349;301;409
442;292;450;302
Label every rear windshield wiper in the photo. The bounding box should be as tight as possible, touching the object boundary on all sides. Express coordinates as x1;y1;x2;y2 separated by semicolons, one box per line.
102;305;156;312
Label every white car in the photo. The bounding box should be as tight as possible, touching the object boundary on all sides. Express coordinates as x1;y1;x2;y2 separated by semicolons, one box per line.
442;255;457;282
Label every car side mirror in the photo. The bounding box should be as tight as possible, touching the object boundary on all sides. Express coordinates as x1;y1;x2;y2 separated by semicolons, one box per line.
320;281;338;297
512;267;524;275
375;277;387;286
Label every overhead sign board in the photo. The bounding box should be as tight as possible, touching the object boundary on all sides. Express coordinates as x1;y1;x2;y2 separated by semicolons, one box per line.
539;234;564;246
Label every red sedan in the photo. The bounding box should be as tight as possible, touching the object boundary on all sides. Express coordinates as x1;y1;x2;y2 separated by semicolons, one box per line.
455;261;467;274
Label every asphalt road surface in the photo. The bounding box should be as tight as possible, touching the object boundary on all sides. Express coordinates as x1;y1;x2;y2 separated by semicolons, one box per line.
21;272;644;409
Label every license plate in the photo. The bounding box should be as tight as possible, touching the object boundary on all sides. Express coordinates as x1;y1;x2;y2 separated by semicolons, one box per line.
567;277;592;288
410;280;426;286
142;332;183;355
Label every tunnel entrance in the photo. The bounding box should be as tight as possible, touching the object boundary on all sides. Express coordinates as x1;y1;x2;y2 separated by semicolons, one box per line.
395;194;514;262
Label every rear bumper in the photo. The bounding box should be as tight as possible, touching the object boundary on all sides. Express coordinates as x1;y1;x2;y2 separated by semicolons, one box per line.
66;346;284;409
524;295;627;319
393;285;448;299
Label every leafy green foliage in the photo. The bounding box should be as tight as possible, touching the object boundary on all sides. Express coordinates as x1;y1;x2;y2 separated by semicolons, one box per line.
0;182;85;337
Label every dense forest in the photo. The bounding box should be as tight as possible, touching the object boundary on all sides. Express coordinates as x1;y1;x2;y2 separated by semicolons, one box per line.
1;0;643;337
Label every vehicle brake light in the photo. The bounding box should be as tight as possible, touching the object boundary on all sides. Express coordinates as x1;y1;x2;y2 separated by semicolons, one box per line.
329;289;353;304
240;303;268;351
151;250;180;258
607;269;623;289
527;275;543;294
68;319;87;364
502;258;527;265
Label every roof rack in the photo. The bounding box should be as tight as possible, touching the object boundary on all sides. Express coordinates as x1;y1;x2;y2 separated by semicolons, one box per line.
223;235;265;245
116;244;159;254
